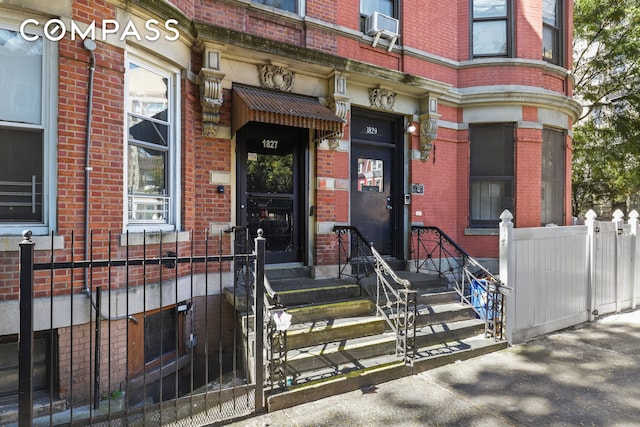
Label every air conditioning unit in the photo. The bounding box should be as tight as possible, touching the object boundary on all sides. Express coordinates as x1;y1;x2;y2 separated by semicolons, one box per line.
365;12;399;51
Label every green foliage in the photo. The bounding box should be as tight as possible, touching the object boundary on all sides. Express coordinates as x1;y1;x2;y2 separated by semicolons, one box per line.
572;0;640;216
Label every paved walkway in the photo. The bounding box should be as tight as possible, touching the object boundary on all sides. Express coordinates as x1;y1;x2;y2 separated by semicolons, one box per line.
225;310;640;426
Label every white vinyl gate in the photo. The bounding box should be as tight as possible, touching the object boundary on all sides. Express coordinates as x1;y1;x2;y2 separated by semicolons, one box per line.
500;209;640;344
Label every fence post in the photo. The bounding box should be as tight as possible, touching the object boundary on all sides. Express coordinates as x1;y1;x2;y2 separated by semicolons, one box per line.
585;210;598;322
254;229;266;411
613;209;624;313
630;210;639;310
499;210;513;343
18;230;35;427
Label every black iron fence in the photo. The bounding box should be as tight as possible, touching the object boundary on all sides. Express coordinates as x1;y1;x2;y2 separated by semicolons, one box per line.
15;227;266;426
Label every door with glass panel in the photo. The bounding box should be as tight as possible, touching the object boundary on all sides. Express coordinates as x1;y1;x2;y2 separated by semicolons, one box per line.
237;124;305;264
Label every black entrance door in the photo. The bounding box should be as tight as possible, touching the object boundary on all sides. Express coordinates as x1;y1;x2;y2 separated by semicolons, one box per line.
237;123;306;264
351;143;394;255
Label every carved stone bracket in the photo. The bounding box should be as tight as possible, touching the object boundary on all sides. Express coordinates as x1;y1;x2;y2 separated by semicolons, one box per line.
199;68;225;138
326;95;349;147
419;116;439;161
368;87;396;111
259;64;295;92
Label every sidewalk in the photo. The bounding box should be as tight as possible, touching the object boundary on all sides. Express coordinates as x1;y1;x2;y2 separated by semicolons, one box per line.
225;310;640;426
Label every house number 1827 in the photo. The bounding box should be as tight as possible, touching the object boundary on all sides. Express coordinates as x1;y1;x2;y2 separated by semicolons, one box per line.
262;139;278;149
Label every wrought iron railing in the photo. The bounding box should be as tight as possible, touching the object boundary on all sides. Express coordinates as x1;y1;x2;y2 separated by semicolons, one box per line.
16;227;268;426
334;226;417;362
411;225;510;340
234;227;288;392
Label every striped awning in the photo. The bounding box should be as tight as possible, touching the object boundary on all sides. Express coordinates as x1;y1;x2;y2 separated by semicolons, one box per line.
232;84;344;135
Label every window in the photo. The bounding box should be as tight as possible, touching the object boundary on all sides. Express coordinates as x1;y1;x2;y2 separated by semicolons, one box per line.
0;25;56;235
471;0;511;57
542;0;562;65
360;0;396;32
128;305;184;376
541;128;565;225
125;54;180;230
0;333;53;397
253;0;299;13
469;124;514;227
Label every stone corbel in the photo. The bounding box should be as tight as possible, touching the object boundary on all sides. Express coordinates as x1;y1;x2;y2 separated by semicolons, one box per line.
419;115;439;161
326;95;349;148
199;68;225;138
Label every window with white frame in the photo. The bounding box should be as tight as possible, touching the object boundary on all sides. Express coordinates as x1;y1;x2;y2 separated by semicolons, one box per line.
542;0;562;65
0;24;56;235
469;124;514;228
360;0;396;32
125;54;179;230
471;0;512;57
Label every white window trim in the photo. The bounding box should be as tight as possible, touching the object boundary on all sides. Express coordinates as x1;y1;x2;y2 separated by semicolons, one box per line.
0;18;58;237
123;48;181;234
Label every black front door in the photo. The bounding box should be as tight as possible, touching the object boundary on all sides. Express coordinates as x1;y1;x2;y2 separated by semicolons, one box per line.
237;123;306;264
350;109;402;257
351;142;394;255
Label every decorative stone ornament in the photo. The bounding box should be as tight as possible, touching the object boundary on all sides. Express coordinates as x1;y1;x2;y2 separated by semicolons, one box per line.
419;117;438;161
259;64;295;92
368;87;396;111
199;68;225;137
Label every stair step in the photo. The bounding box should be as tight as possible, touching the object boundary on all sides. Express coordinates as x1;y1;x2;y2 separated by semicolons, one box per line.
287;316;387;350
266;336;508;412
272;281;360;306
418;290;460;305
286;319;485;373
287;298;376;324
415;302;477;326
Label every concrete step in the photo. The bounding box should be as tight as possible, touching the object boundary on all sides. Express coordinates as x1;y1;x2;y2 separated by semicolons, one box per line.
415;302;477;326
285;318;485;373
286;316;387;350
266;335;508;412
287;298;376;324
270;279;360;306
417;290;460;305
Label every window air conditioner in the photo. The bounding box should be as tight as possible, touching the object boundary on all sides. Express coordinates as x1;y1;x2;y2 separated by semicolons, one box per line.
365;12;399;51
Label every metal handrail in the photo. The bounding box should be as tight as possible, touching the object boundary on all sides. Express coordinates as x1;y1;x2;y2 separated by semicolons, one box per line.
411;225;510;340
334;225;417;361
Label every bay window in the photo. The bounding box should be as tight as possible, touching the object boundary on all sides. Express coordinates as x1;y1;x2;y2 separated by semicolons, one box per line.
469;124;514;228
471;0;512;57
543;0;562;65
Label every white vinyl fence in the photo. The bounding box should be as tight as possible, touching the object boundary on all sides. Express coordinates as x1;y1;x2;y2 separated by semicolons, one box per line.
500;209;640;344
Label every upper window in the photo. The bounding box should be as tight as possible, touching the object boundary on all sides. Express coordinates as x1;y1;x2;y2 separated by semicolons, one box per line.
469;124;514;228
541;128;565;225
543;0;562;65
0;25;56;235
360;0;396;32
253;0;299;13
125;54;180;231
471;0;511;57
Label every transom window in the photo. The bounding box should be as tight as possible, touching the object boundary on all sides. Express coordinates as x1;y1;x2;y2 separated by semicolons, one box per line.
543;0;562;65
471;0;511;57
469;124;514;228
0;25;56;235
125;54;179;230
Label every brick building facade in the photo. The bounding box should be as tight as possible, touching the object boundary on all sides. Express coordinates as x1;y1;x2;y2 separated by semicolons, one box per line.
0;0;579;408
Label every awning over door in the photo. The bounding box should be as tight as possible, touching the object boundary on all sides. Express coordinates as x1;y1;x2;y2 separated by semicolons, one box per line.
232;84;344;135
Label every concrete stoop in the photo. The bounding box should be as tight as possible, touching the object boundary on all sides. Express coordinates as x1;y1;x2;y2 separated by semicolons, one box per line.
229;267;508;413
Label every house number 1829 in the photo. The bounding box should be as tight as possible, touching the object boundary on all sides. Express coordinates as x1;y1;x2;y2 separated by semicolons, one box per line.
262;139;278;149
